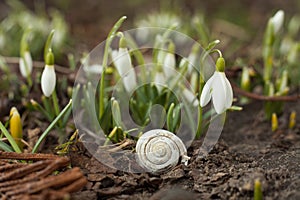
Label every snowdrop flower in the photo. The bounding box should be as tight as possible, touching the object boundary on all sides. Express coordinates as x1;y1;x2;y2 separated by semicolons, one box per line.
41;50;56;97
19;51;32;78
111;36;137;93
154;71;166;92
270;10;284;35
123;70;137;93
200;57;233;114
163;42;176;78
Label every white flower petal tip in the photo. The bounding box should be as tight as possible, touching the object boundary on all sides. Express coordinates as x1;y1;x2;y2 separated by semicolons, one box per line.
200;72;233;114
41;65;56;97
112;47;137;93
19;51;32;78
271;10;284;34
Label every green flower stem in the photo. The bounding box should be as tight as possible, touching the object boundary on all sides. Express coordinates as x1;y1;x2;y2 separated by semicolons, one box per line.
0;121;22;153
99;16;127;120
196;75;204;139
32;99;72;153
44;30;55;61
26;75;32;88
263;46;273;83
51;90;61;125
254;179;263;200
42;95;54;120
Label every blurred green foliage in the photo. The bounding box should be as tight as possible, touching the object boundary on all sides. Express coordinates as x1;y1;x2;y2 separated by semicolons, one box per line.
0;0;68;59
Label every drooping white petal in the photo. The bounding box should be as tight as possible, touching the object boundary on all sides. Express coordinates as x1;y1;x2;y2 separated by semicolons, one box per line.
200;73;215;107
19;51;32;78
154;72;166;92
41;65;56;97
211;72;227;114
123;69;137;93
111;50;120;67
224;76;233;108
163;52;176;78
271;10;284;35
183;88;199;107
83;64;103;74
117;48;132;76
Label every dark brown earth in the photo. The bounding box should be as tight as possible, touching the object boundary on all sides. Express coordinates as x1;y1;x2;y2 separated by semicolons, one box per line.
70;101;300;200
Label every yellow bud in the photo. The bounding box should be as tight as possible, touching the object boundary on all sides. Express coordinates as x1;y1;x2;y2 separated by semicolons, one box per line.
241;67;250;91
289;111;296;129
271;113;278;132
9;107;23;151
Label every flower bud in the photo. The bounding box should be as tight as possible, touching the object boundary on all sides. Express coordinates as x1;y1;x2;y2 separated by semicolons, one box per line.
289;111;296;129
271;113;278;132
41;65;56;97
9;107;23;150
270;10;284;35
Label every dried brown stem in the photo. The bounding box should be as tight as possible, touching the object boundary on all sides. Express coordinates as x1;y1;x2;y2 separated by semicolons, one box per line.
0;152;86;200
0;151;61;161
231;81;300;102
3;56;73;74
0;160;52;182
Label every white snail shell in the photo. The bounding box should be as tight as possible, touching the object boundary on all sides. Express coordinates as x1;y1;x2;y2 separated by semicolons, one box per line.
135;129;190;174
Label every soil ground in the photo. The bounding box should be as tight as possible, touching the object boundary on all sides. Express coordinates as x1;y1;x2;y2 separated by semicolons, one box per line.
70;101;300;200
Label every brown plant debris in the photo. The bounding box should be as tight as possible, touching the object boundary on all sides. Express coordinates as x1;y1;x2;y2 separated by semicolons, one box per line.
0;151;87;200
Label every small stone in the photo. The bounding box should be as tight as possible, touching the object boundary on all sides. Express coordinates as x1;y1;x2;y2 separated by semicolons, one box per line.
211;172;228;181
242;182;252;191
161;168;185;180
87;173;106;182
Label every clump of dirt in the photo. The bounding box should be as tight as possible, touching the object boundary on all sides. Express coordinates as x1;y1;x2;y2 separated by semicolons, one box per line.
70;101;300;200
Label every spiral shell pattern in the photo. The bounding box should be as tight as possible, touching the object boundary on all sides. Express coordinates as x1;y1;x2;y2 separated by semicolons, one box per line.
136;129;188;174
